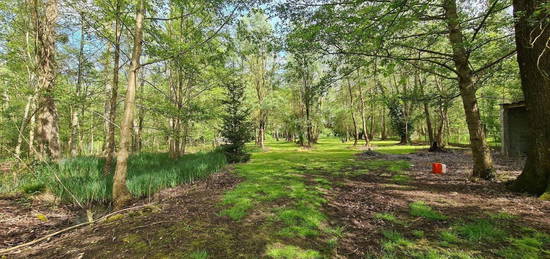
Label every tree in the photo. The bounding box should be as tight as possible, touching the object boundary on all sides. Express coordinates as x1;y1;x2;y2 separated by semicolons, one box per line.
346;79;359;145
511;0;550;199
112;0;145;208
31;0;61;161
220;80;253;163
103;0;123;174
237;10;278;149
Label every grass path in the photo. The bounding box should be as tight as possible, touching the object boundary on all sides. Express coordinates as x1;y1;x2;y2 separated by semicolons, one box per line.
12;138;550;258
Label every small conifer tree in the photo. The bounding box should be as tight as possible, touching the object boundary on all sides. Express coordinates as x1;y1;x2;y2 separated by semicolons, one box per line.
220;81;253;163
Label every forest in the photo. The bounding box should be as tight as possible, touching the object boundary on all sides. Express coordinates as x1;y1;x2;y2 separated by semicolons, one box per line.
0;0;549;258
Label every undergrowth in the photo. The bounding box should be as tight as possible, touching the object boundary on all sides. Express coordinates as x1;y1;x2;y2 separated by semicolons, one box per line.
0;151;226;205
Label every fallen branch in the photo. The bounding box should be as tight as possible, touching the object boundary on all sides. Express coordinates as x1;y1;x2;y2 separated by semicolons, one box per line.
0;203;156;255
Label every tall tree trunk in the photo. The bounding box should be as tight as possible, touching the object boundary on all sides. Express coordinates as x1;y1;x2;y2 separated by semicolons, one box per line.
133;74;145;153
436;104;448;148
424;102;434;143
102;45;112;153
113;0;145;208
168;67;182;159
258;117;266;149
419;76;434;145
347;80;359;145
32;0;61;161
369;111;375;140
444;0;494;180
511;0;550;199
103;0;122;174
70;17;85;157
305;101;313;147
181;120;190;155
380;108;387;140
357;83;371;148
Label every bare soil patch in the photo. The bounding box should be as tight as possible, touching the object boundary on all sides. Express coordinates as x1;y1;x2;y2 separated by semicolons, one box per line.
0;194;76;250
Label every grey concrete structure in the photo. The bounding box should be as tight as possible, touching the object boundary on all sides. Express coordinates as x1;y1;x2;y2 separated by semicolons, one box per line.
501;101;529;157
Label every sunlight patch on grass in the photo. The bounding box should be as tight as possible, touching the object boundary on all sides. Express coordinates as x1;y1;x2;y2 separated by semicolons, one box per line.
189;250;209;259
266;243;321;259
382;230;415;251
374;213;406;225
409;201;447;220
454;219;506;243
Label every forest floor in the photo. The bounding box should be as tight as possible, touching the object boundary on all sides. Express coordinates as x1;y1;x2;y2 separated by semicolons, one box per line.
2;139;550;258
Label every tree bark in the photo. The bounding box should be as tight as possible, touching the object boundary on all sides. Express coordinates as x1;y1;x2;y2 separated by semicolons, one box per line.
113;0;145;208
32;0;61;161
511;0;550;199
346;80;359;145
380;108;387;140
444;0;495;180
102;45;112;153
133;74;145;153
103;0;122;174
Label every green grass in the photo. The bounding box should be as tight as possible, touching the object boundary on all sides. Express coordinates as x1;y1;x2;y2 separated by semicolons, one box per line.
375;213;405;225
372;141;429;155
221;138;414;257
498;231;550;258
454;219;506;243
381;230;415;251
266;244;321;259
188;250;209;259
409;201;447;220
391;174;411;184
440;230;461;246
1;151;226;205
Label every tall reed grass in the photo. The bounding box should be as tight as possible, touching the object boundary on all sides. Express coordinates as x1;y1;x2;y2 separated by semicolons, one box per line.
0;151;227;205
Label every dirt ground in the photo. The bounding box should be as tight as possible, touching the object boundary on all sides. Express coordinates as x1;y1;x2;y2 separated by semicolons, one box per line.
1;149;549;258
327;149;550;257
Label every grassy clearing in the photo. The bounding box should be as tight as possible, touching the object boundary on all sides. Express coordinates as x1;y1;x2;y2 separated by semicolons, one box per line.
0;151;226;205
221;138;412;257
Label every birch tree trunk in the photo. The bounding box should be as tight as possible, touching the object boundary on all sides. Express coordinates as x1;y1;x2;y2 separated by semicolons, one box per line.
113;0;145;208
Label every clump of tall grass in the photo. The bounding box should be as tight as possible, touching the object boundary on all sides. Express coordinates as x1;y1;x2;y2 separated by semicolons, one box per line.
1;151;226;205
